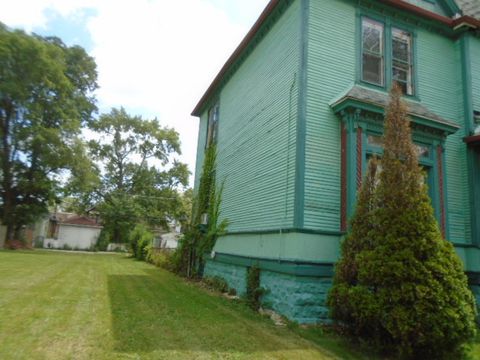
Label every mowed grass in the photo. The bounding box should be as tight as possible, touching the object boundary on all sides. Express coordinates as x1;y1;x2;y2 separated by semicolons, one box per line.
0;250;369;360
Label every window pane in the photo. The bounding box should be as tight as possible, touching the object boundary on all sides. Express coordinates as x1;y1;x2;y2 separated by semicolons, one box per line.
393;66;407;82
392;34;410;62
392;28;413;95
206;104;219;146
367;134;384;147
363;53;384;85
363;22;383;53
362;18;384;86
416;144;430;158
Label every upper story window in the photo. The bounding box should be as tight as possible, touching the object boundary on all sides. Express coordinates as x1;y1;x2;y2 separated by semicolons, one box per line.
392;28;413;95
362;19;384;86
361;17;415;96
206;102;219;147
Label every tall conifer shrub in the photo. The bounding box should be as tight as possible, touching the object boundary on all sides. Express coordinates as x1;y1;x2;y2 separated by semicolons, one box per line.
328;85;476;358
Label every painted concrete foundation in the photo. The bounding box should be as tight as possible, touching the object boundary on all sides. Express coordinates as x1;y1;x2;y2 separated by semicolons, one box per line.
204;260;248;295
261;270;331;324
205;258;480;324
204;259;331;324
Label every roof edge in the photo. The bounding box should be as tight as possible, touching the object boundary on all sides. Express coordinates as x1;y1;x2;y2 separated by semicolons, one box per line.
191;0;281;117
192;0;480;118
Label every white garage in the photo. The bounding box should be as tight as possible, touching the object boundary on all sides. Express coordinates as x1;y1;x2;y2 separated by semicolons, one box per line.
44;216;102;250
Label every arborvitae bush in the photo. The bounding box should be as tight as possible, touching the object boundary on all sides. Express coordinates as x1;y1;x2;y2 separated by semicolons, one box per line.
328;84;477;359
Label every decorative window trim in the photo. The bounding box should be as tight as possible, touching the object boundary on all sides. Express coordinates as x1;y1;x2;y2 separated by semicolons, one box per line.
331;88;460;237
357;12;419;99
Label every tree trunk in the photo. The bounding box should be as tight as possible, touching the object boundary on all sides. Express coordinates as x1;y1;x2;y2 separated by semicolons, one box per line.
1;103;14;246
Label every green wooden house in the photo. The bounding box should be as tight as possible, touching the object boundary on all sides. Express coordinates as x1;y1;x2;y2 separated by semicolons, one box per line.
192;0;480;323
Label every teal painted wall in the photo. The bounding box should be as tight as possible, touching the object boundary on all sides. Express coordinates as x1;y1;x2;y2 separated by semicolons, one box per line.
304;0;356;231
204;258;331;324
403;0;448;15
204;260;247;295
194;0;479;271
472;37;480;112
261;270;331;323
304;0;472;247
416;31;470;244
214;232;339;263
210;0;300;234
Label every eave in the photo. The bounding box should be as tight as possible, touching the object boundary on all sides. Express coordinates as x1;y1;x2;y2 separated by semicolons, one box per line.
330;86;460;136
191;0;480;118
464;134;480;147
191;0;281;117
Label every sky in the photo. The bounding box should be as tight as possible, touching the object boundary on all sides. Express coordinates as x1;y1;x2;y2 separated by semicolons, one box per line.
0;0;270;186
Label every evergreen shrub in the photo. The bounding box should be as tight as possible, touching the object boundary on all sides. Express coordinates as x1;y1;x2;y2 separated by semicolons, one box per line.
129;224;153;261
246;266;264;311
328;85;477;359
203;276;229;293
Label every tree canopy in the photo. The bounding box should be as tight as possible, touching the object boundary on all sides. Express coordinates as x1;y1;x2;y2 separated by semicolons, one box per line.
0;23;98;243
71;107;190;244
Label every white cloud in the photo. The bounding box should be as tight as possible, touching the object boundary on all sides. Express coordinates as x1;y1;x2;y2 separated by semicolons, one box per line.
0;0;270;186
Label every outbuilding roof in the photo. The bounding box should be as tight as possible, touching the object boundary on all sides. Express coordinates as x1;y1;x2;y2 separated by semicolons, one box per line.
60;216;102;228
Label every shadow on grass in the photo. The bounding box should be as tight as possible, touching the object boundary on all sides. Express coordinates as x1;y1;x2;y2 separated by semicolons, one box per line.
108;271;317;355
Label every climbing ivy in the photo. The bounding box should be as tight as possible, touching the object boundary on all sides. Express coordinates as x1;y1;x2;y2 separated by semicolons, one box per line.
173;144;228;277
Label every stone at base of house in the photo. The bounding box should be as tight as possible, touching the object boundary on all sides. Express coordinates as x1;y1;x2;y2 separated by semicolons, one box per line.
205;258;480;324
261;270;331;324
204;260;248;295
203;258;331;324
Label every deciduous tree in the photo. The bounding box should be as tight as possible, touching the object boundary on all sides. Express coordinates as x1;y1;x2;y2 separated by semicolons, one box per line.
0;24;97;244
79;107;189;243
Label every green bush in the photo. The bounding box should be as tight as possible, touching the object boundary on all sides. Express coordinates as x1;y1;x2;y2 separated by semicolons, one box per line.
95;228;111;251
328;85;477;359
129;224;153;261
203;276;229;293
246;266;264;311
146;246;174;270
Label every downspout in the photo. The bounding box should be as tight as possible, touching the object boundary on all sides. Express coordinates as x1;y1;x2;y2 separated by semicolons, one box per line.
284;73;297;227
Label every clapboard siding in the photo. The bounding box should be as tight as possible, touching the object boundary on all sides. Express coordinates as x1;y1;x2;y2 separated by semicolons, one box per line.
303;0;471;244
472;37;480;113
416;31;470;244
403;0;448;15
304;0;357;231
210;0;301;232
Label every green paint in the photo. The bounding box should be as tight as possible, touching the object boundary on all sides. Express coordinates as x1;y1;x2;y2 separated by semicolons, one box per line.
203;260;247;295
294;0;309;229
213;231;341;263
194;0;480;278
261;270;332;324
460;34;479;246
209;252;334;277
210;0;301;233
226;228;344;236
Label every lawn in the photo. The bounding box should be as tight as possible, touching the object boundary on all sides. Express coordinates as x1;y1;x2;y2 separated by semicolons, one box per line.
0;250;370;360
